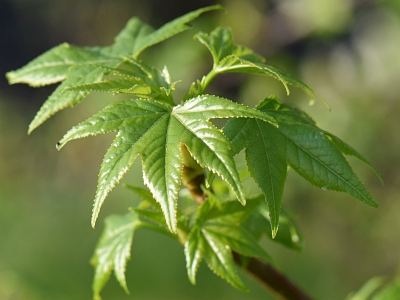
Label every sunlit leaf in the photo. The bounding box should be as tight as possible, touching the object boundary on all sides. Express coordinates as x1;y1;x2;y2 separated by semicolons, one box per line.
202;228;248;291
67;59;176;105
103;5;223;58
91;212;141;300
184;226;204;284
6;43;114;87
195;27;264;66
196;27;327;104
28;65;107;133
57;96;275;232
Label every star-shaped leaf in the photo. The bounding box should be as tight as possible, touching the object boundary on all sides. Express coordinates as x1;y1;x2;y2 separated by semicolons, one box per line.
103;5;223;58
6;43;115;87
57;95;276;232
184;194;272;289
91;212;141;300
7;6;221;133
195;27;327;105
66;59;177;106
224;96;378;236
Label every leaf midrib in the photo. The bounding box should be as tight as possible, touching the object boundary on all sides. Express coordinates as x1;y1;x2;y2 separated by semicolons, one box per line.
277;123;373;205
254;120;277;220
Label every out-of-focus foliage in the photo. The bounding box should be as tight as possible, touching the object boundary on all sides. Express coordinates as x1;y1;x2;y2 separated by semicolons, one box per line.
347;276;400;300
1;0;400;300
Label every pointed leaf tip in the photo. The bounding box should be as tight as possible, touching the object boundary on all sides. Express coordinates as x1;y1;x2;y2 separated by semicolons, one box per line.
271;226;278;239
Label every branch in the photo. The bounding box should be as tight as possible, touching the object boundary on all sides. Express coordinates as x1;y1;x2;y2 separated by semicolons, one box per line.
233;252;315;300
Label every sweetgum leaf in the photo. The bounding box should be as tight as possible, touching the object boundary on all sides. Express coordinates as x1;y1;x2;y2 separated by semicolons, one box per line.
202;228;248;291
57;95;275;232
196;27;327;104
195;27;265;66
200;195;262;225
203;222;273;263
11;6;220;133
91;212;141;300
224;117;287;237
124;184;158;207
66;59;176;105
103;5;223;58
28;65;107;133
254;203;303;251
6;43;114;87
225;96;378;235
184;226;204;285
323;131;383;184
185;192;271;287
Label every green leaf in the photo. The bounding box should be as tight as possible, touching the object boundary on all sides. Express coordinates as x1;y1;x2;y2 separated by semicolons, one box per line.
258;204;303;251
224;117;287;237
184;226;204;285
28;65;107;133
66;59;177;105
324;131;383;184
201;228;248;291
91;212;141;300
6;43;114;87
196;27;326;104
203;222;273;263
104;5;223;58
225;96;377;235
262;97;377;207
201;194;263;225
131;208;167;227
57;95;274;232
124;184;158;207
373;278;400;300
195;27;265;66
347;277;385;300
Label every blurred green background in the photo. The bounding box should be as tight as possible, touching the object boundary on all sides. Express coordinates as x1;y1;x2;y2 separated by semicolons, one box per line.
1;0;400;299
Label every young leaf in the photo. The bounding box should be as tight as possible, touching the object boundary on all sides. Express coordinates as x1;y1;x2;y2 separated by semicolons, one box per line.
57;95;276;232
203;222;273;263
103;5;223;58
28;65;107;133
66;59;177;105
201;228;248;291
185;223;252;290
196;27;326;104
195;27;265;66
124;184;158;207
6;43;114;87
184;226;204;285
11;6;221;133
201;194;263;225
91;212;141;300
